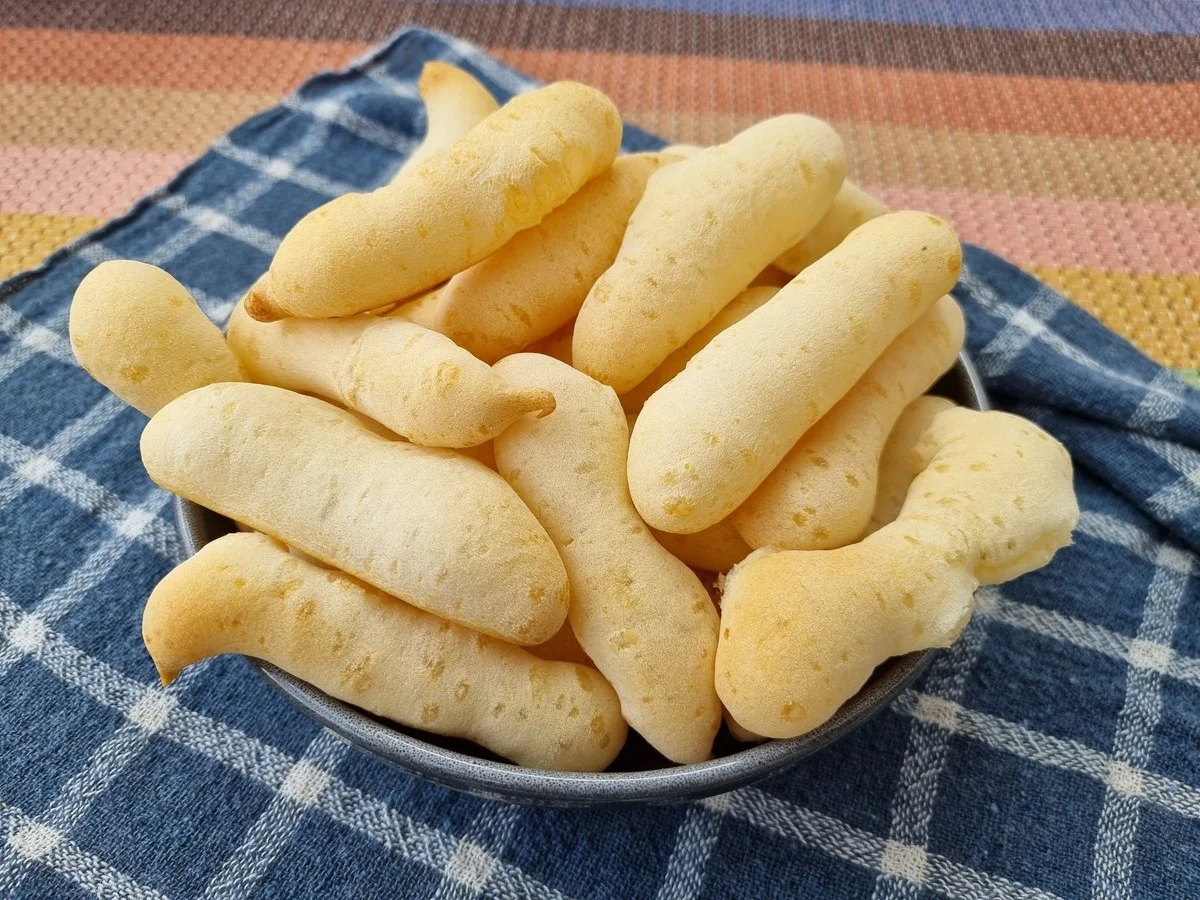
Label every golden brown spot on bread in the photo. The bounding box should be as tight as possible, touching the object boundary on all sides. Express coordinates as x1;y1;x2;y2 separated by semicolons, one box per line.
424;656;446;679
1014;496;1026;509
491;703;506;718
970;462;988;472
845;472;860;488
590;714;606;735
295;599;316;622
342;654;373;693
808;454;828;468
934;463;951;473
120;363;149;384
792;512;807;527
813;527;829;541
453;681;471;702
421;704;440;724
575;668;594;693
663;497;696;518
902;592;915;608
780;701;806;722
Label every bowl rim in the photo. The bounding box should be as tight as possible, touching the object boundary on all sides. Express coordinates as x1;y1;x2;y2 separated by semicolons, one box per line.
173;349;987;806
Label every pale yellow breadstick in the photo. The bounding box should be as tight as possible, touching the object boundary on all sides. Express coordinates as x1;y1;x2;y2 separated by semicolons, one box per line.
432;152;672;363
717;407;1078;739
651;520;751;573
394;61;499;179
529;621;593;667
140;383;568;644
144;533;624;771
628;211;962;534
492;353;721;764
867;395;956;534
661;143;703;157
246;82;622;321
732;295;965;550
525;322;574;364
620;285;778;415
373;285;443;328
573;115;844;393
774;180;889;275
69;260;242;415
227;299;553;447
724;709;765;743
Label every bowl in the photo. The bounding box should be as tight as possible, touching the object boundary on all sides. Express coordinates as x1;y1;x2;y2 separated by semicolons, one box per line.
174;351;987;806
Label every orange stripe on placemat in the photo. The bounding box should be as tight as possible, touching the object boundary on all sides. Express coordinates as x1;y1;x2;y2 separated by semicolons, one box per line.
0;83;280;153
0;28;366;94
627;111;1200;208
495;47;1200;144
0;146;194;217
0;211;102;279
868;186;1200;276
1030;267;1199;370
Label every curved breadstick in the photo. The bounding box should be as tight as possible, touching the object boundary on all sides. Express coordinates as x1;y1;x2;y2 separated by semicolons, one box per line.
867;395;956;533
526;322;575;365
373;286;443;328
573;115;844;393
394;61;499;179
227;298;553;447
144;533;624;771
69;260;242;415
432;152;673;363
245;82;622;321
628;211;961;534
774;180;889;275
717;406;1078;738
651;520;751;573
492;353;721;764
529;621;593;667
620;285;778;414
732;295;965;550
140;383;568;644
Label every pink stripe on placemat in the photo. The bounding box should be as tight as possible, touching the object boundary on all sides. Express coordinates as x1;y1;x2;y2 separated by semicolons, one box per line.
0;145;193;217
871;184;1200;275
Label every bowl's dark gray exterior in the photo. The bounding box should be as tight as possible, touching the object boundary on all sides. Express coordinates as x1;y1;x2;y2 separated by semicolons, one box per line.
174;351;987;807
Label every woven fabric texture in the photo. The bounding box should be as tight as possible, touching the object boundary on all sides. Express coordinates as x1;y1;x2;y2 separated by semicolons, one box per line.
1;27;1199;899
0;1;1197;377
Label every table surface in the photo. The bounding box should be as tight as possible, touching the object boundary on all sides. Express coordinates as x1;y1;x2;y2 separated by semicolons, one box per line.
0;0;1197;377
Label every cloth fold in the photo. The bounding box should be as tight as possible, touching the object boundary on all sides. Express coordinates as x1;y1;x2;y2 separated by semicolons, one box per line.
0;27;1196;900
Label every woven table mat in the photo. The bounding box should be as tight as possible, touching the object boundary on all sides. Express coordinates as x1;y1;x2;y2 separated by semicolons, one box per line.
1;1;1199;378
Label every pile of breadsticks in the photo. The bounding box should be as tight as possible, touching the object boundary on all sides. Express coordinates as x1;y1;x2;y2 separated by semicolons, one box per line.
69;63;1079;772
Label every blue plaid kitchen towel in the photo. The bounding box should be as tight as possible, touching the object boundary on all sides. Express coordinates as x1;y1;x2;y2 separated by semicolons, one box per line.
1;26;1198;900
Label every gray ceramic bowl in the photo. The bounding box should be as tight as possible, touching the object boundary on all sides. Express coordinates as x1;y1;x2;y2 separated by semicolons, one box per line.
175;351;987;806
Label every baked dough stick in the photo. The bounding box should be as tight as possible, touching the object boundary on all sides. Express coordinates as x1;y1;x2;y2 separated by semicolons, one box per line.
573;115;844;393
393;61;499;179
245;81;622;321
432;152;672;363
732;295;965;550
629;211;962;534
774;180;889;276
69;260;242;415
867;395;958;533
227;298;554;447
140;383;568;644
620;285;779;415
144;533;625;771
717;406;1078;739
492;354;721;764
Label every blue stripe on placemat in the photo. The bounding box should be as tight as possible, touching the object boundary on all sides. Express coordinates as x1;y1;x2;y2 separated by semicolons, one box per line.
0;26;1197;900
